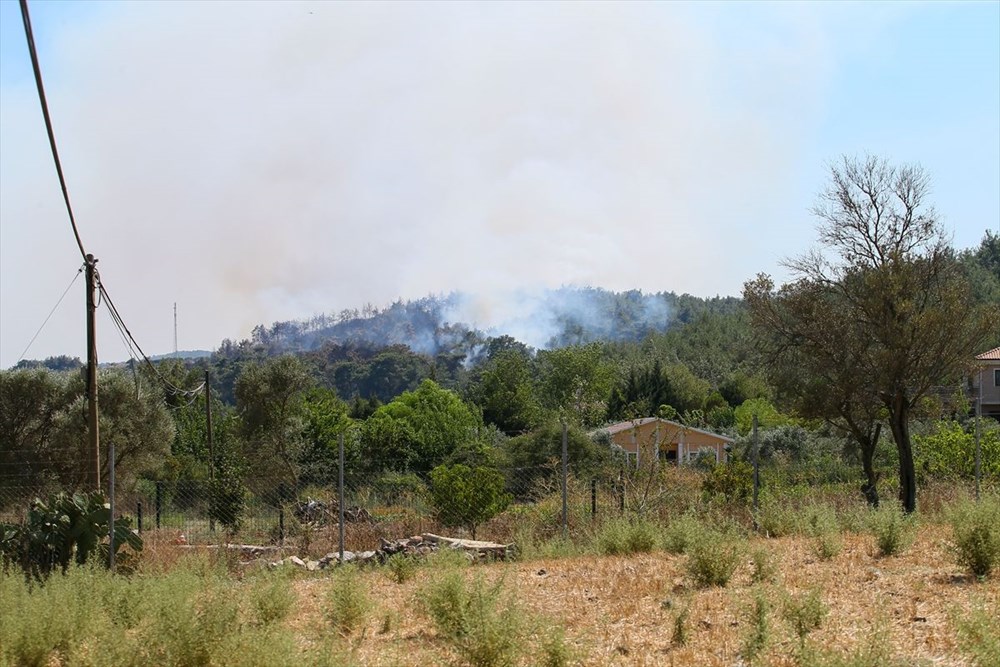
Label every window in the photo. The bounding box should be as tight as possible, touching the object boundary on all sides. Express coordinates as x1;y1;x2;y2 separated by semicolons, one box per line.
995;369;1000;387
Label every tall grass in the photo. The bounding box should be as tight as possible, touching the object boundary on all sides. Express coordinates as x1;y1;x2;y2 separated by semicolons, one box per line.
947;495;1000;578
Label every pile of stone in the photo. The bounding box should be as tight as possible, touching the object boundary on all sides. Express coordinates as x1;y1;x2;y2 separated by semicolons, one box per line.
292;499;375;527
269;532;513;571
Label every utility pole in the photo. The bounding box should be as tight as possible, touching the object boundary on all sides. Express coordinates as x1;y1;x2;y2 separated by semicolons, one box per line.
173;302;178;357
85;254;100;490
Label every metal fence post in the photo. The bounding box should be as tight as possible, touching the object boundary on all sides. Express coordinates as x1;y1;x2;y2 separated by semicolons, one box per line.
591;479;597;520
338;432;345;562
279;506;285;544
752;414;760;532
137;501;142;534
561;421;568;539
155;480;162;530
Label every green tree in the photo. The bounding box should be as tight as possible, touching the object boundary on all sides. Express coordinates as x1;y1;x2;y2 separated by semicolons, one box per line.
536;343;614;427
234;355;313;488
470;348;541;436
429;463;512;539
359;379;481;473
745;156;998;512
503;421;610;498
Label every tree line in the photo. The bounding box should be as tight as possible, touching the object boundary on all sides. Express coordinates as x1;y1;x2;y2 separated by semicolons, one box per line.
3;157;999;516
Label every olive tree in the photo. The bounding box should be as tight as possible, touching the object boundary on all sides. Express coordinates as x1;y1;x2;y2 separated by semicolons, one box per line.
745;156;997;512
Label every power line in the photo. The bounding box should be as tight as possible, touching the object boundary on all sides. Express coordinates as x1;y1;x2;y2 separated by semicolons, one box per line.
99;280;205;398
16;264;85;363
18;0;87;260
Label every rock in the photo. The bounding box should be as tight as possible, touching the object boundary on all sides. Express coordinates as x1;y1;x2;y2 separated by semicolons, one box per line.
288;556;306;568
306;560;320;572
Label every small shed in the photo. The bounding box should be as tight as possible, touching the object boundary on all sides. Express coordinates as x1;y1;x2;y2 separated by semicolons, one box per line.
596;417;734;468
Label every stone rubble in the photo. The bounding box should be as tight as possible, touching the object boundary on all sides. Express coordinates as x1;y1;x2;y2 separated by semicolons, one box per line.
268;533;513;571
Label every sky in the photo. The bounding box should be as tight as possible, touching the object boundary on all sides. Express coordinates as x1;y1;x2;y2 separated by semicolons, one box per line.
0;0;997;367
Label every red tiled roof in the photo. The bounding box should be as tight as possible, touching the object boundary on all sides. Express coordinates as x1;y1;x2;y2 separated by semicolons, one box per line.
596;418;735;443
976;347;1000;361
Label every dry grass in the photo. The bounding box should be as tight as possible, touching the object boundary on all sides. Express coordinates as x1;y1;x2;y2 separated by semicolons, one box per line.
281;523;998;666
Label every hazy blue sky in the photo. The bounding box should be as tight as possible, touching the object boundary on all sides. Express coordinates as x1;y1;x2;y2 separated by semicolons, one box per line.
1;1;997;367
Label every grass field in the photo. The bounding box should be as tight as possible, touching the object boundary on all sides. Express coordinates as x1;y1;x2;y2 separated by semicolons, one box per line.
3;497;999;667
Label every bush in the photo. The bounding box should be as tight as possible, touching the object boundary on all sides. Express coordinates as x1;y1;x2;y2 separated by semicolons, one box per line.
948;496;1000;578
867;502;916;557
685;532;742;587
750;547;778;584
662;514;703;554
326;567;371;635
596;518;658;556
702;460;754;503
805;504;842;561
421;571;526;667
385;553;419;584
741;590;771;663
248;569;296;626
955;603;1000;666
0;491;141;580
430;464;512;539
782;589;828;642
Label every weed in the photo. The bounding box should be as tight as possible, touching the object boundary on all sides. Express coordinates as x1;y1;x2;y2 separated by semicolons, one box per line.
596;518;658;556
326;566;371;636
671;602;691;647
750;546;778;584
806;505;842;561
663;513;703;554
740;590;770;663
421;570;526;667
685;532;743;588
954;602;1000;666
782;589;828;643
385;553;419;584
867;502;916;557
947;495;1000;578
538;623;574;667
248;569;296;626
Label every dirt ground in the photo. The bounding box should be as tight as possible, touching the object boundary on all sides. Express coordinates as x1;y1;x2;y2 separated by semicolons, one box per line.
286;523;999;666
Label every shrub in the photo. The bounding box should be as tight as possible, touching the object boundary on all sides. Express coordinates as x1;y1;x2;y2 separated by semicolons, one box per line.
954;603;1000;666
596;518;658;556
782;589;828;642
249;569;296;626
430;464;512;539
421;571;526;667
326;567;371;636
385;553;419;584
662;514;703;554
948;496;1000;578
671;602;691;647
702;460;754;503
750;547;778;584
867;502;916;557
0;491;141;580
685;532;742;588
741;590;771;663
805;505;842;561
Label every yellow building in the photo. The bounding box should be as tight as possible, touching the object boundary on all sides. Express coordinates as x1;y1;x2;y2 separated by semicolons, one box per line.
596;417;734;468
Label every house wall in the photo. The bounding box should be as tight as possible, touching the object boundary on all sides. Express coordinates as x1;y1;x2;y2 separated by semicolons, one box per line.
974;362;1000;416
609;420;730;466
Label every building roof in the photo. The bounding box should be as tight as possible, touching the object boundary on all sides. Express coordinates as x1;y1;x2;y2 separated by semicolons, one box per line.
596;417;735;443
976;347;1000;361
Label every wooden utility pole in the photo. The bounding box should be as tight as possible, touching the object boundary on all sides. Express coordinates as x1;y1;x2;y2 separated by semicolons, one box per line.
85;253;100;490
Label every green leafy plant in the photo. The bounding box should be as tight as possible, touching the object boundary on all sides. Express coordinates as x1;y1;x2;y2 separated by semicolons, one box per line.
662;513;703;554
750;547;778;584
782;589;828;643
685;532;742;588
596;518;658;556
326;566;371;636
741;590;771;663
384;553;418;584
867;502;916;557
421;571;526;667
0;491;141;580
948;496;1000;579
430;464;512;539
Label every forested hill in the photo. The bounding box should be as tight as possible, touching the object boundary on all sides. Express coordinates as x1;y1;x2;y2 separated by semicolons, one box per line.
220;288;744;361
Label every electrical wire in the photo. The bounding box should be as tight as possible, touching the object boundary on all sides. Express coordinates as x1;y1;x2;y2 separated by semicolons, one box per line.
18;0;87;260
16;264;85;363
99;280;205;398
